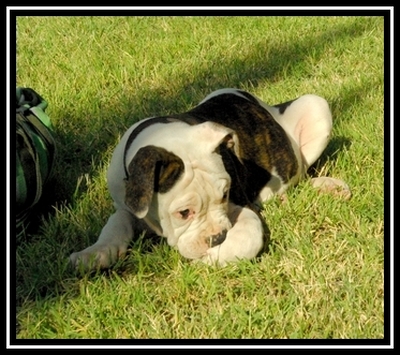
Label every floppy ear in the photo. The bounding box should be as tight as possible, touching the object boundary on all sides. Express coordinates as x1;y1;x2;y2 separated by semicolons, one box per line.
125;145;184;218
218;130;241;162
193;121;241;161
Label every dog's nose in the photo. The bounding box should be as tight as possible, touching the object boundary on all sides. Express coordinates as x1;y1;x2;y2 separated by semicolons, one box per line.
209;230;227;247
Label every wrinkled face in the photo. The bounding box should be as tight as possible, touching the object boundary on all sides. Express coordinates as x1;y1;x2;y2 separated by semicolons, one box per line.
145;158;233;260
124;121;241;260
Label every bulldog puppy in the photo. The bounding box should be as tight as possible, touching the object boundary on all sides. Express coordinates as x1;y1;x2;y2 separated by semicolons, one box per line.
70;88;349;270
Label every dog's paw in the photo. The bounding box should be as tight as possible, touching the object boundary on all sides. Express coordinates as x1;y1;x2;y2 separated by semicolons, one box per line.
311;177;351;200
69;243;128;271
199;245;227;267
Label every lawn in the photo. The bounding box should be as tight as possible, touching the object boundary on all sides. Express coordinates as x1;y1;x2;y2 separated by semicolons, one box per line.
12;13;386;345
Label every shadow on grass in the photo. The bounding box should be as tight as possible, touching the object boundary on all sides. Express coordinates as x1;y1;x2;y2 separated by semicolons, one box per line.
51;16;377;201
15;16;381;314
307;136;353;178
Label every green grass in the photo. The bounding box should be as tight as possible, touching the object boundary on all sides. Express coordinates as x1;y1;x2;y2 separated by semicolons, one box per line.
14;15;384;341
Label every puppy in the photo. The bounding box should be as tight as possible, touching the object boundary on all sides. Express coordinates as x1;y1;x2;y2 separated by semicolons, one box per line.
70;88;349;270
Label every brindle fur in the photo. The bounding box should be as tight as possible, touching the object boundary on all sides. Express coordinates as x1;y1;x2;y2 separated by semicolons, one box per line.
124;91;298;209
181;93;298;205
125;145;184;216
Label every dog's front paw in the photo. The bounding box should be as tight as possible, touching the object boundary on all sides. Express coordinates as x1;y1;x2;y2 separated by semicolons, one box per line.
69;242;128;271
199;206;265;267
199;245;227;267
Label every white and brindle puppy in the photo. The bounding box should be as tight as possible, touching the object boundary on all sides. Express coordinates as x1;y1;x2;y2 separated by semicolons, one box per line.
70;88;349;270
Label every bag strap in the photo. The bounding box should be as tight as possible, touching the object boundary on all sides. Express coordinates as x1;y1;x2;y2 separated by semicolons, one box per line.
16;115;43;209
18;111;56;166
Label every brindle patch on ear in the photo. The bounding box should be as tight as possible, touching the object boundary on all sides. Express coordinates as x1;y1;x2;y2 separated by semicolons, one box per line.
125;145;184;218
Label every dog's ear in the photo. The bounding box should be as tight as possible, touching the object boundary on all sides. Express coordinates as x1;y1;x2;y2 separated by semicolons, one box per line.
194;121;241;160
218;130;241;162
125;145;184;218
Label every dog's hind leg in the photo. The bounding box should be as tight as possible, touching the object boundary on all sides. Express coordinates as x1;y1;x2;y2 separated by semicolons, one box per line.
268;94;350;199
267;94;333;170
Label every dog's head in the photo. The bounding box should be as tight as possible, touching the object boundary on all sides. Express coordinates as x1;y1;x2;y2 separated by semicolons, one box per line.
124;121;240;259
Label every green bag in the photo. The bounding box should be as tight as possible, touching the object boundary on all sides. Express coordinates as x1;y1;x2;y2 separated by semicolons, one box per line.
16;87;56;232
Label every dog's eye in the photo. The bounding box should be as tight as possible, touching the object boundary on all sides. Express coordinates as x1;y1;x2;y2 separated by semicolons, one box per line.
222;191;228;202
179;209;190;219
